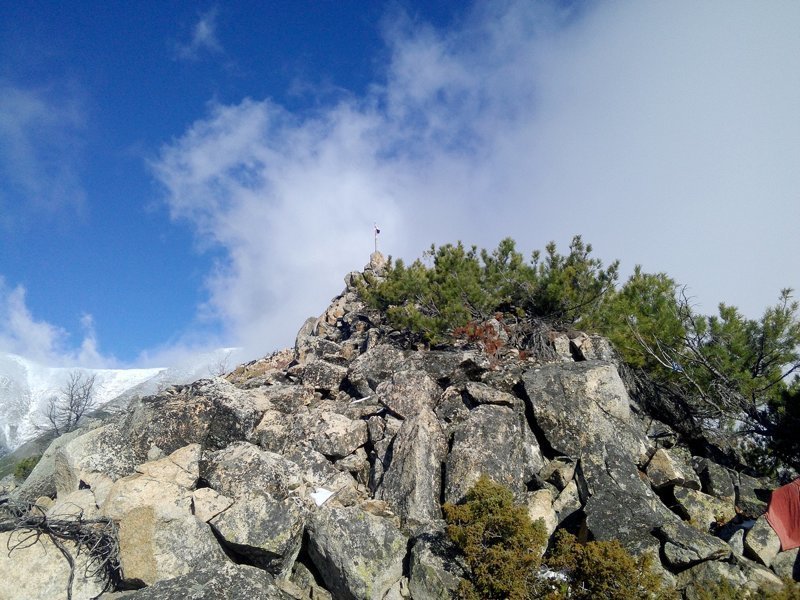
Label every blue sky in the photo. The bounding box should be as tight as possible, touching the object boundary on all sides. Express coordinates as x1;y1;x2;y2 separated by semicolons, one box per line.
1;1;798;369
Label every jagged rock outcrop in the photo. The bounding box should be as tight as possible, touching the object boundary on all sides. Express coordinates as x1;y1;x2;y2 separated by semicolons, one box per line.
123;378;261;461
307;505;408;600
745;515;782;567
11;423;100;503
521;361;649;464
118;563;294;599
1;253;796;599
118;508;229;586
444;403;543;504
377;407;447;530
408;533;464;599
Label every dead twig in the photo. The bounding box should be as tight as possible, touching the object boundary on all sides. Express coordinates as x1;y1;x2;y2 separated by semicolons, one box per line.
1;499;122;598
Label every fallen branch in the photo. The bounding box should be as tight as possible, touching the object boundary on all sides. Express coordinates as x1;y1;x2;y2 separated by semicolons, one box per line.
0;499;122;599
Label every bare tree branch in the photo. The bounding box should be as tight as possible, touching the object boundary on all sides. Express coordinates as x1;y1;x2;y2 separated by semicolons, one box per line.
41;371;97;436
1;499;121;597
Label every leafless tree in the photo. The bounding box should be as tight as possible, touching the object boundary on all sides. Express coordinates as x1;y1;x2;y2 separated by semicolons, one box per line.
208;350;233;378
44;371;97;436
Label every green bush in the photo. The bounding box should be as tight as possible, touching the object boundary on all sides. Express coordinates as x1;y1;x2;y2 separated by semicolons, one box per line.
442;475;548;600
13;455;41;480
361;235;800;475
443;477;683;599
361;236;618;345
545;530;673;599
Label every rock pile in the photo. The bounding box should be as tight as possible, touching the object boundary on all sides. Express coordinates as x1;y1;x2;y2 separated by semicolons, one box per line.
1;252;797;599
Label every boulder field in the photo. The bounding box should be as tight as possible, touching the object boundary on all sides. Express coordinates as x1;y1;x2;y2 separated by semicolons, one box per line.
1;254;797;599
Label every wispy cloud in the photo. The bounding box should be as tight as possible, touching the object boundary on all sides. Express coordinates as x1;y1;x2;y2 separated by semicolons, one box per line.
0;81;87;227
176;7;223;61
0;278;114;368
154;1;800;360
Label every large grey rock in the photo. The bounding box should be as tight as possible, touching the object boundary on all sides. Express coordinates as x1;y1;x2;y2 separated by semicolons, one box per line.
377;408;447;530
282;443;359;498
255;384;317;414
307;505;408;600
303;359;348;392
54;422;139;505
0;530;107;599
201;442;308;576
117;507;229;586
102;443;202;522
255;407;368;459
310;412;369;459
656;518;731;569
577;443;665;553
692;457;735;504
552;480;582;524
408;533;465;600
406;350;489;385
464;381;519;408
47;488;100;520
522;363;683;555
119;563;293;600
744;514;781;567
521;361;648;464
646;448;700;490
209;491;305;576
539;457;576;491
101;473;192;521
673;486;736;532
771;547;800;581
123;378;261;461
202;442;303;499
737;557;784;593
676;560;747;599
376;369;441;419
735;472;770;519
10;425;94;503
444;403;544;503
347;345;408;397
527;488;558;537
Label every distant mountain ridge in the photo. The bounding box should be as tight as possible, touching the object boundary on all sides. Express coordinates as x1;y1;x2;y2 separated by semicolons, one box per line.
0;349;239;455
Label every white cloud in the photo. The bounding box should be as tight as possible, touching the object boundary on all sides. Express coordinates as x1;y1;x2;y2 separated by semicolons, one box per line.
0;280;65;364
0;81;86;226
155;1;800;360
176;8;223;60
0;279;117;368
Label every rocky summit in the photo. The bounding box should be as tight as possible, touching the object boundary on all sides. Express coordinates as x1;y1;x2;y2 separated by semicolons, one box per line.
0;252;797;599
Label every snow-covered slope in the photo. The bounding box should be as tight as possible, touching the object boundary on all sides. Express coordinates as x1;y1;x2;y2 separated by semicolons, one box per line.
0;348;242;455
0;354;163;453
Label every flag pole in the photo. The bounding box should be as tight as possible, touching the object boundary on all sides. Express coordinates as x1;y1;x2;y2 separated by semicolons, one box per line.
374;223;379;254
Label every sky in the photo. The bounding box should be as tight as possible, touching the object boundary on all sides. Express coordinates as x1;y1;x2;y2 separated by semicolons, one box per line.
0;1;798;370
